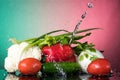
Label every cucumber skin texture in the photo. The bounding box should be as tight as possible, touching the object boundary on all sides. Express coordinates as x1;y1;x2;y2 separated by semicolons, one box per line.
42;62;81;74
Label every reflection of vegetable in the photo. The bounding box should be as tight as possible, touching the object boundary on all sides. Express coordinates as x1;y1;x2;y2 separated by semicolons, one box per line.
77;49;104;73
4;42;42;72
19;76;40;80
88;77;110;80
5;74;18;80
5;73;40;80
42;43;76;62
18;58;42;75
87;58;111;76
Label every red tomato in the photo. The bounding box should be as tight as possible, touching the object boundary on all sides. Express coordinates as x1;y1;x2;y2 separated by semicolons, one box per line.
18;58;42;75
87;58;111;76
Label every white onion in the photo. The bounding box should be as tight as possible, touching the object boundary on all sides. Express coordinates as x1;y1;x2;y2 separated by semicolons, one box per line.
77;50;104;73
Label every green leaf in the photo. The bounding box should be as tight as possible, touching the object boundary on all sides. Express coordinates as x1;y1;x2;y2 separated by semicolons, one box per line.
60;38;69;44
90;55;98;61
79;55;84;61
55;35;70;44
73;42;96;55
45;35;56;45
84;53;89;58
89;48;96;52
38;35;57;48
73;44;83;55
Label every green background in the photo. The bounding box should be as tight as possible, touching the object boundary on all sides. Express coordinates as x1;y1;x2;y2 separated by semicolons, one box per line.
0;0;46;69
0;0;77;69
0;0;83;69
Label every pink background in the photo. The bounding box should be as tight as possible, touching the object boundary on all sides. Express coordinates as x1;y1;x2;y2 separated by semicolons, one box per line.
37;0;120;70
78;0;120;70
50;0;120;70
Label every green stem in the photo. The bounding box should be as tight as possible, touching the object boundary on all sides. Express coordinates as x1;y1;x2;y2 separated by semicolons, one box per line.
24;28;99;44
74;32;91;40
56;28;100;37
32;29;69;43
9;38;20;44
23;40;42;51
19;38;37;43
54;28;100;42
23;28;100;50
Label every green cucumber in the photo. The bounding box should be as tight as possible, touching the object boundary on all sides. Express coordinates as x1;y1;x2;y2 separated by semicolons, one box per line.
42;62;81;75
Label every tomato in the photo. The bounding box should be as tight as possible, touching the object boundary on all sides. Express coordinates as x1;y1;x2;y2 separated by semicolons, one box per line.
18;58;42;75
87;58;111;76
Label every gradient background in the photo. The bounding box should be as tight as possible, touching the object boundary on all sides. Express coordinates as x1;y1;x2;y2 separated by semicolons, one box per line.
0;0;120;70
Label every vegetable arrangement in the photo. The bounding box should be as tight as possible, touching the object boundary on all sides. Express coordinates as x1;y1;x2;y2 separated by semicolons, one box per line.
4;28;111;76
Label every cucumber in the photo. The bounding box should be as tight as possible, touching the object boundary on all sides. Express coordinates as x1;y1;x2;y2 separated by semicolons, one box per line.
42;62;81;75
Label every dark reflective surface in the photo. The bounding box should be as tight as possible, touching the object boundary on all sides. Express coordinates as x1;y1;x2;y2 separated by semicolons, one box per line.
0;69;120;80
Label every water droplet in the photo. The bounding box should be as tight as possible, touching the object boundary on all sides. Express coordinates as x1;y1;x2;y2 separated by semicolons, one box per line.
88;2;93;8
69;20;82;44
81;11;87;19
54;62;66;77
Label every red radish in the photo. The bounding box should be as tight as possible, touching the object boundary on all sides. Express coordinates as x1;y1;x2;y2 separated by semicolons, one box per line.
18;58;42;75
87;58;111;76
67;55;76;62
42;43;76;62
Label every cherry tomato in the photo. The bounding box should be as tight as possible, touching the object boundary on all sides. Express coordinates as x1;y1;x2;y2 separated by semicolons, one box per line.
87;58;111;76
18;58;42;75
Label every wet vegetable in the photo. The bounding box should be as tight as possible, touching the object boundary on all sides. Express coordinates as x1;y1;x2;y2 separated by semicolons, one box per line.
42;62;81;74
18;58;42;75
42;43;76;62
77;49;104;73
5;28;102;75
87;58;111;76
19;76;40;80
